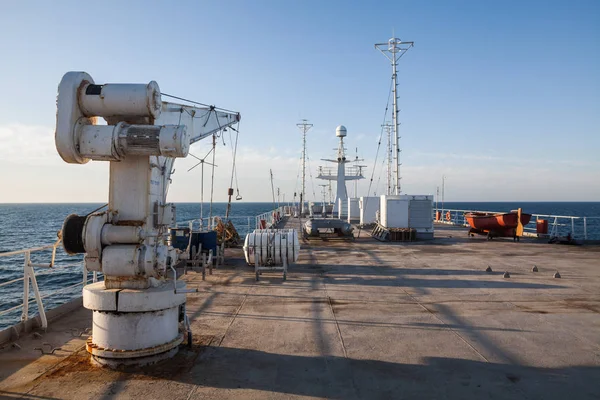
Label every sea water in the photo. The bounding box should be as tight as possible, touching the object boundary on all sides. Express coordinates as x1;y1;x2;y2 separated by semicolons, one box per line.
1;201;599;330
0;202;276;330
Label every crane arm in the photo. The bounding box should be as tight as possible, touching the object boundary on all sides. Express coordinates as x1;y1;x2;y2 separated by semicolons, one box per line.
157;101;240;145
155;101;241;198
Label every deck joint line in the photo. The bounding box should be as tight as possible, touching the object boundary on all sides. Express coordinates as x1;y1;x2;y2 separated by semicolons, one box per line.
216;282;251;347
326;293;348;359
402;288;490;363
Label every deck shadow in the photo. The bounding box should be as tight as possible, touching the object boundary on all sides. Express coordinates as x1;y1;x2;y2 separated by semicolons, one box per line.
6;346;598;399
186;347;599;399
324;275;565;289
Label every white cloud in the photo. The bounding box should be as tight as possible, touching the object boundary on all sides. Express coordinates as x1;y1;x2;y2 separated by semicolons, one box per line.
0;123;598;202
0;123;61;165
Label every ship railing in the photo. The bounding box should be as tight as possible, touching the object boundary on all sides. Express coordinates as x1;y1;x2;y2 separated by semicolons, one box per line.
433;209;600;240
254;206;286;230
0;240;99;332
179;216;254;237
177;207;288;239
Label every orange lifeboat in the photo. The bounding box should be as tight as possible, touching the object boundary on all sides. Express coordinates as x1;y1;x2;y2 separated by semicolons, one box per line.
465;210;531;241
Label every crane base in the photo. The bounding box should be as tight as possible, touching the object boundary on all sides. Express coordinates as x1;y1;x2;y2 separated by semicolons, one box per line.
83;281;186;368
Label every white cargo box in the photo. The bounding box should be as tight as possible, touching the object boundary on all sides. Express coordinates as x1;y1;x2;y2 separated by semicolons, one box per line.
359;196;379;225
379;195;434;238
380;195;409;228
347;198;360;223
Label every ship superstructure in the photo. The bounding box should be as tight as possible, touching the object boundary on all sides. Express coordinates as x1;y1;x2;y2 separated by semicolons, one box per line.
316;125;365;217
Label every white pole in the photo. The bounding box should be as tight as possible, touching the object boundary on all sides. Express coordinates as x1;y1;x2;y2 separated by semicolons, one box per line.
375;38;413;196
442;175;446;217
200;161;204;230
21;252;30;322
386;124;392;195
297;120;313;215
392;51;400;195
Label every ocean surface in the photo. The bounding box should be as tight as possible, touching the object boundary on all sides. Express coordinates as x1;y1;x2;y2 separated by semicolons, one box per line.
0;202;277;331
1;201;599;331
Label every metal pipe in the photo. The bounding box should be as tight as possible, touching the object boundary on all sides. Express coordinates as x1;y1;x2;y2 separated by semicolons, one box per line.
0;277;25;288
0;244;55;258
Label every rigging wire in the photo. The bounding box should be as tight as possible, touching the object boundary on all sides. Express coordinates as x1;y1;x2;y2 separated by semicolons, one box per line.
228;120;241;189
366;76;394;198
86;203;108;216
162;109;184;199
373;155;387;196
162;93;238;114
209;134;217;226
225;120;242;218
188;146;215;228
233;125;242;200
357;76;394;237
305;153;317;200
293;153;302;199
182;108;211;120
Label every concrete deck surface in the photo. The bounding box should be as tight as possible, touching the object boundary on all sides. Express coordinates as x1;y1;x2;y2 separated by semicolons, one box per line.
1;220;599;399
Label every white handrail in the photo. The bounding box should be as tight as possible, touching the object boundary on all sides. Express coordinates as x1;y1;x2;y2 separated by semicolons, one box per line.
0;239;97;331
433;208;600;240
254;206;285;230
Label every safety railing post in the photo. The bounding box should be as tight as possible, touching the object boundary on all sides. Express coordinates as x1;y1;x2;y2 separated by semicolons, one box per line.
571;217;575;238
21;252;30;322
584;217;587;240
21;251;48;330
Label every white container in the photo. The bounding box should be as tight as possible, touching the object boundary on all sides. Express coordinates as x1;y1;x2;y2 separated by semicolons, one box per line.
347;198;360;223
380;195;409;228
407;195;434;239
407;195;433;230
359;196;379;225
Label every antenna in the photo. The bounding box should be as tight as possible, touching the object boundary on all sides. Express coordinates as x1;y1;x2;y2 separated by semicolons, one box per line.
270;169;276;212
319;184;328;206
382;122;393;195
277;187;280;208
375;36;414;195
296;119;313;215
353;147;365;198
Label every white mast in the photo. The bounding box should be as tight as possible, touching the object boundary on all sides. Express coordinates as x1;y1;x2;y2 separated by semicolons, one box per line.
317;125;364;215
296;119;313;215
382;122;393;195
375;37;414;195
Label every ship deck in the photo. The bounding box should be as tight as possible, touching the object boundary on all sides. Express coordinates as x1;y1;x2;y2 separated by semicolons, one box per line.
1;219;599;399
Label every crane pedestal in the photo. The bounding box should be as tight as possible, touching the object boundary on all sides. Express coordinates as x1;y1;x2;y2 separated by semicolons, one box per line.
83;281;187;367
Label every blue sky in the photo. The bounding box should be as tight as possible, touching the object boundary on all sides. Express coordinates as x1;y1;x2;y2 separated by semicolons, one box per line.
0;0;598;202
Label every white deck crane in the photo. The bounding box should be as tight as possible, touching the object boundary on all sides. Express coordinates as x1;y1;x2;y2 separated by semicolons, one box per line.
55;72;240;367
